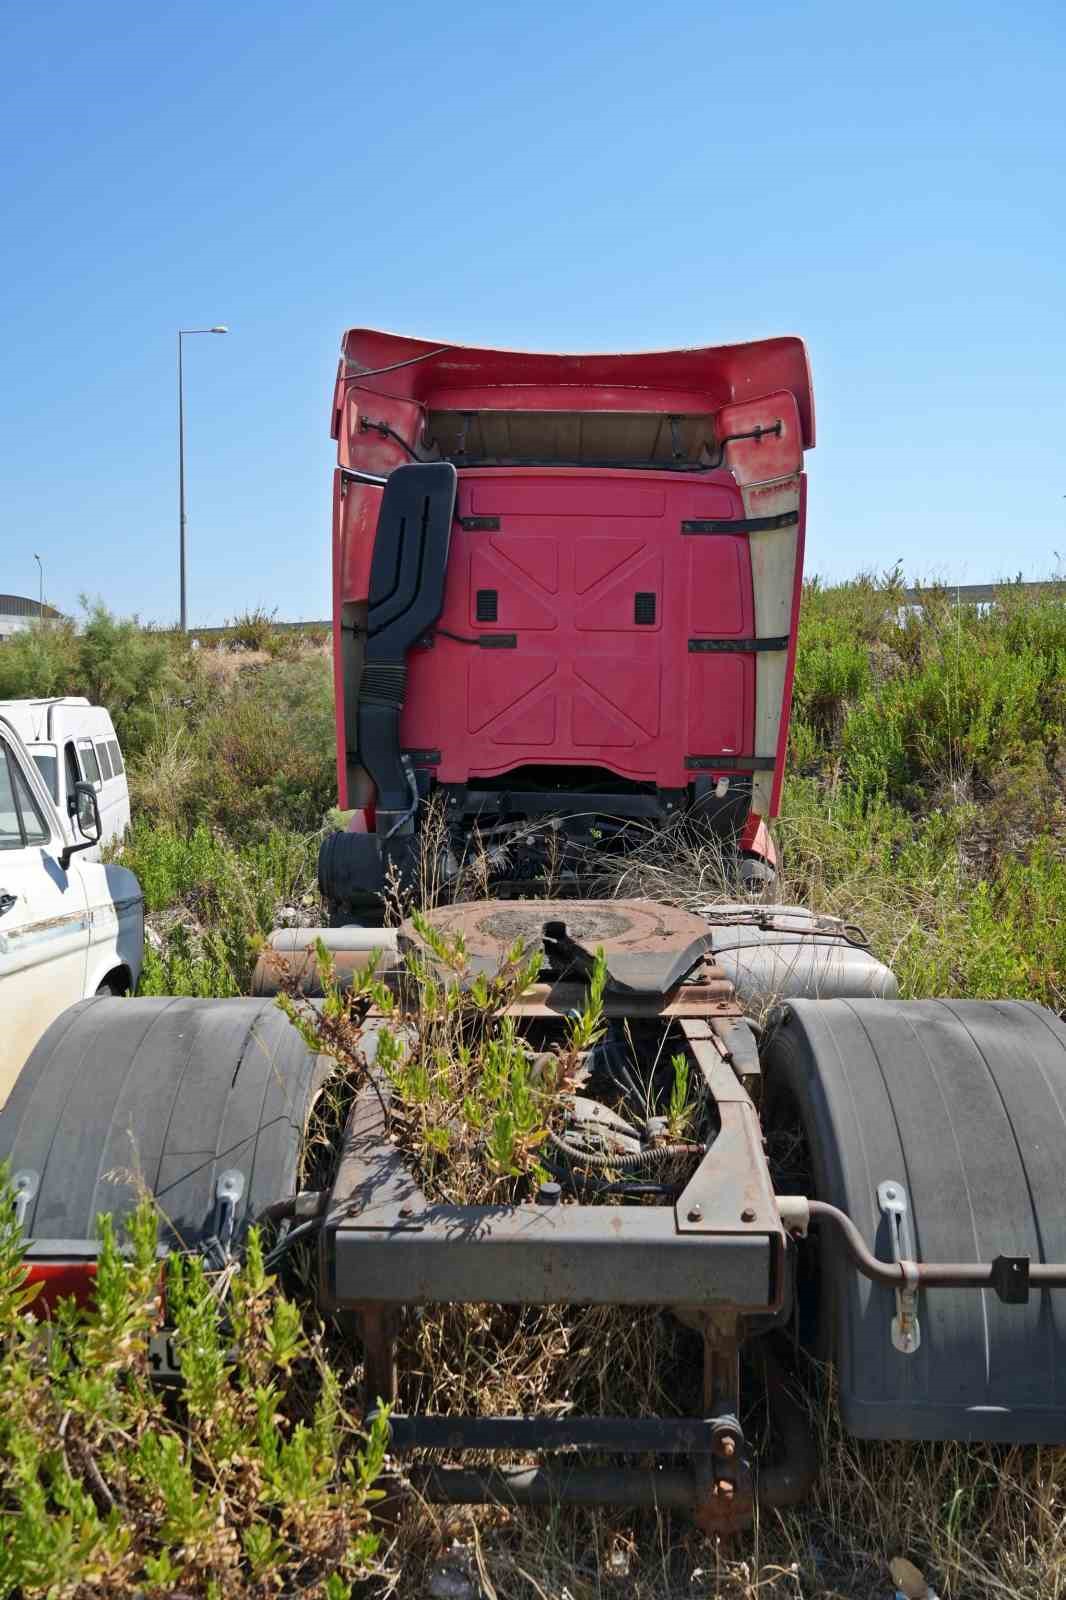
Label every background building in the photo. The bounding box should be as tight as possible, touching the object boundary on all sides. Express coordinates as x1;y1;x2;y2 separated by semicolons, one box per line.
0;594;62;642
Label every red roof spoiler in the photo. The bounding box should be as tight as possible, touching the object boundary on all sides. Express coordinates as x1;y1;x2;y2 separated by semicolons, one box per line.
335;328;815;449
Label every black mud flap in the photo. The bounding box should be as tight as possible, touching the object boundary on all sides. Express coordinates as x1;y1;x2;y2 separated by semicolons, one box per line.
0;998;332;1255
358;462;457;811
762;998;1066;1443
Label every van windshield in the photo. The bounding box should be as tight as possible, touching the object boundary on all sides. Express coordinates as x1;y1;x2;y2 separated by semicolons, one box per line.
29;744;58;801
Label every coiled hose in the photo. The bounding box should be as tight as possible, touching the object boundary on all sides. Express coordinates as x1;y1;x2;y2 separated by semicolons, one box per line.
547;1129;703;1171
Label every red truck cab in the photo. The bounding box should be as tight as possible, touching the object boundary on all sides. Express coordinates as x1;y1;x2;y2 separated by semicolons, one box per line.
324;329;813;912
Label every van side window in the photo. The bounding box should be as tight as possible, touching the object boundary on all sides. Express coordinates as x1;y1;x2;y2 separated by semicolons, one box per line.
31;749;59;801
78;740;101;786
0;742;50;849
108;739;124;775
96;741;113;780
65;742;81;797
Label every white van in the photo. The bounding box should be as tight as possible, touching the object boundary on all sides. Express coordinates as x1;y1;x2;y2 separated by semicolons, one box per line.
0;713;144;1103
0;698;131;855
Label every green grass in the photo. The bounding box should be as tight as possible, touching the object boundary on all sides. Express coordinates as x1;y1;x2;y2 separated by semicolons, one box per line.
117;820;319;997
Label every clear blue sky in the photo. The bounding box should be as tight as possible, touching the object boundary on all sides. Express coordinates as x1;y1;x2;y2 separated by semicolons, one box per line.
2;1;1064;625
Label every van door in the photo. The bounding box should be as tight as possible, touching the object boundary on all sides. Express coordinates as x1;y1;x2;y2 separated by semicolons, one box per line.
0;733;89;1103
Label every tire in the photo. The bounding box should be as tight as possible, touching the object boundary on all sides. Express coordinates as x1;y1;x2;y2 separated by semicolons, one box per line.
762;997;1066;1443
0;997;333;1253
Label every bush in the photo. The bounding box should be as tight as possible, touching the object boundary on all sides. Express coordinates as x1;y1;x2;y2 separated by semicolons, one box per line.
0;1168;387;1597
225;607;279;652
120;821;319;995
190;657;335;840
0;602;181;760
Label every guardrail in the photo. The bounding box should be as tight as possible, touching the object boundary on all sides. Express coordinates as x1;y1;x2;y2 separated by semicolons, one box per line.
902;581;1065;606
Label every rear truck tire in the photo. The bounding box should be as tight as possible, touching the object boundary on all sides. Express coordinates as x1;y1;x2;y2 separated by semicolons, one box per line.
761;997;1066;1443
0;997;333;1258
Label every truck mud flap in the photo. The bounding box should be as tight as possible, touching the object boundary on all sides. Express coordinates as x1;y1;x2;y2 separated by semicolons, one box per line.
762;997;1066;1443
0;997;332;1255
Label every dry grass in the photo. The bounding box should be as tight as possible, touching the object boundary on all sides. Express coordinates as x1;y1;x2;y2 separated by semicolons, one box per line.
375;1371;1066;1600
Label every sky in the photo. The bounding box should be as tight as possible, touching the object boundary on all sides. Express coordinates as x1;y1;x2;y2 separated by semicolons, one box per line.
2;0;1064;626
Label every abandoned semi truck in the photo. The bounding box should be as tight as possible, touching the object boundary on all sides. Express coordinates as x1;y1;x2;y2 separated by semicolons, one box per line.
4;329;1066;1533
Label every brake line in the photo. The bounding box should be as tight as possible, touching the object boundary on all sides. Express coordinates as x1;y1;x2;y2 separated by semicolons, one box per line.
780;1196;1066;1303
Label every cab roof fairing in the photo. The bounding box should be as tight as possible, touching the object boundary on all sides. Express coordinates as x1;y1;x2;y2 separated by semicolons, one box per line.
333;327;815;450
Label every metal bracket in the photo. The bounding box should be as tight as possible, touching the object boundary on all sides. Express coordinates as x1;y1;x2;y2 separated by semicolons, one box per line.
201;1169;246;1269
681;509;798;535
688;637;789;654
12;1170;39;1232
878;1179;921;1355
990;1254;1031;1304
685;755;775;772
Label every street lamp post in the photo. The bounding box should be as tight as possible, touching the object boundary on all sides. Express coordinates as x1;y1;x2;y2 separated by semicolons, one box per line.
178;325;228;632
34;554;43;621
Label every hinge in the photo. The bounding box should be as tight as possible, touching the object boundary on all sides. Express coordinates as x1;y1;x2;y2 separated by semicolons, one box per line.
685;755;774;772
681;511;799;535
688;637;789;654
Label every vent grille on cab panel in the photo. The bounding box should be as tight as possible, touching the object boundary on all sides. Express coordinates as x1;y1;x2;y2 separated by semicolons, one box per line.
476;589;499;622
634;592;657;625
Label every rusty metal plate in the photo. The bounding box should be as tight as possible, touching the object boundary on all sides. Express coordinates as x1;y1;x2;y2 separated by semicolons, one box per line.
400;898;720;965
504;982;741;1020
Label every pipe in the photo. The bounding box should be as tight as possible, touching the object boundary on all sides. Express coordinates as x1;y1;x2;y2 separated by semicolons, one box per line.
749;1337;818;1510
251;931;397;997
265;927;398;954
409;1465;696;1510
803;1199;1066;1296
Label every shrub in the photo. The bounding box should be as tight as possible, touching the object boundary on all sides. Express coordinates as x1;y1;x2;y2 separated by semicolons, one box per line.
120;820;319;995
0;601;181;760
226;607;278;652
0;1168;387;1598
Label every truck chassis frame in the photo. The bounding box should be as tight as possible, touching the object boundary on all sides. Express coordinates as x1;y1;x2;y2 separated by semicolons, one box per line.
317;956;808;1533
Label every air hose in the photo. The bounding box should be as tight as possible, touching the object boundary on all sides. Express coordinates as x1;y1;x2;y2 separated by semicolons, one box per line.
547;1129;703;1171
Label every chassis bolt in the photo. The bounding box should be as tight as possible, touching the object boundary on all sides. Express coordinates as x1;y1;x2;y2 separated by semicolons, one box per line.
687;1205;703;1222
741;1206;756;1223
